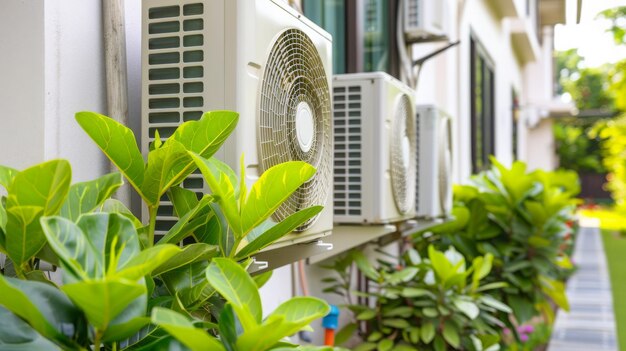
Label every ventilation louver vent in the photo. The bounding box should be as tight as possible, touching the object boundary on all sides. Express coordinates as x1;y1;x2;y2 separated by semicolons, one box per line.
258;28;332;231
390;94;417;214
333;85;362;217
146;3;206;235
406;0;420;28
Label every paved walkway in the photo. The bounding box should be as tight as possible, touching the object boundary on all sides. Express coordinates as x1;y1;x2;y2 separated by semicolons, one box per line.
548;223;618;351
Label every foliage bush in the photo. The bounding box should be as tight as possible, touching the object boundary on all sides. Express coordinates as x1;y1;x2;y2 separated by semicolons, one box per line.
0;111;335;351
553;122;606;173
413;159;579;329
324;246;510;351
591;116;626;210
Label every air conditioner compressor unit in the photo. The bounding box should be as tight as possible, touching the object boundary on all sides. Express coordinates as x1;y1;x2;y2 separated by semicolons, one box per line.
403;0;448;43
332;72;417;224
416;105;453;219
141;0;334;249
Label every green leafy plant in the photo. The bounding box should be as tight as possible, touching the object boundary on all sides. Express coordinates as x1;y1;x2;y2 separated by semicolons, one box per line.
0;110;330;350
413;159;579;329
152;258;332;351
324;246;509;351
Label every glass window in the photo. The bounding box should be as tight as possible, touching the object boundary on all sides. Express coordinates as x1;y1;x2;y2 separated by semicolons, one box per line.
470;36;495;173
303;0;347;74
363;0;389;73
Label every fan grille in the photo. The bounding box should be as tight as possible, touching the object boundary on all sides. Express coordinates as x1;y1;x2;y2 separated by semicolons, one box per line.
258;29;332;231
390;94;417;214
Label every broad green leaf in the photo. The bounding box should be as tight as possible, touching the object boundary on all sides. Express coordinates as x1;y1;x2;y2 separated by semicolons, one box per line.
151;307;225;351
377;339;393;351
62;279;145;330
60;172;122;221
241;161;316;235
77;213;140;276
452;298;479;319
0;275;81;350
428;245;453;284
75;111;145;196
335;322;358;346
352;251;380;281
218;304;238;351
253;271;273;290
157;195;214;245
5;206;45;266
153;243;218;276
100;199;143;228
401;287;432;298
353;343;377;351
103;317;150;343
234;314;285;351
141;139;190;205
168;186;201;217
40;216;98;280
421;321;435;343
356;309;377;320
235;206;323;259
480;295;512;314
540;276;569;311
205;258;262;330
161;261;213;309
103;293;149;342
190;154;242;236
0;306;61;351
0;165;18;190
168;110;238;162
116;244;181;280
443;321;460;348
382;318;410;329
268;296;329;332
6;159;71;215
387;267;418;284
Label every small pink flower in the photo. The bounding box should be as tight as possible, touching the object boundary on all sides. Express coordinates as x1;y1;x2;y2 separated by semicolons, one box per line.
520;334;529;342
518;325;534;334
503;328;511;335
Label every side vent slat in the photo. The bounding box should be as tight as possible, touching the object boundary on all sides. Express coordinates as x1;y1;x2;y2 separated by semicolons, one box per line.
146;2;206;238
333;85;362;218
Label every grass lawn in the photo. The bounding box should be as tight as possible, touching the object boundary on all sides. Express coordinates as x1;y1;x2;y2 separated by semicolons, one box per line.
601;229;626;351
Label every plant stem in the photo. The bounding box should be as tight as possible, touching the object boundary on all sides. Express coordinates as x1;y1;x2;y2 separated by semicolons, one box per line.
148;205;158;247
93;330;103;351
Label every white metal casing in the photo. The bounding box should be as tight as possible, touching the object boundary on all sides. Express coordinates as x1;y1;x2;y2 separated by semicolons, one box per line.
141;0;334;249
333;72;417;224
403;0;448;43
416;105;453;219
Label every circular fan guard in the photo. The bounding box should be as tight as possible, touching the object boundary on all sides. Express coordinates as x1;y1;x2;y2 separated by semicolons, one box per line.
390;94;417;214
257;29;332;231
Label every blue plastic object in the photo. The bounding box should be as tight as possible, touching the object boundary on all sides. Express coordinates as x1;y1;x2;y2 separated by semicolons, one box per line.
322;304;340;330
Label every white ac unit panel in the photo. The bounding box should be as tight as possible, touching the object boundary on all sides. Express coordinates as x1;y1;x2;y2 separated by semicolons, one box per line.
333;72;417;224
404;0;448;43
416;105;453;219
142;0;333;249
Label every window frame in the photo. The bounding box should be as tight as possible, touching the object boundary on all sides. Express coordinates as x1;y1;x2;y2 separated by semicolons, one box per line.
470;34;496;173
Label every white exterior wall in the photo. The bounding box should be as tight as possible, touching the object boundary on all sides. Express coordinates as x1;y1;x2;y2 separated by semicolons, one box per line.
526;118;558;171
0;0;111;181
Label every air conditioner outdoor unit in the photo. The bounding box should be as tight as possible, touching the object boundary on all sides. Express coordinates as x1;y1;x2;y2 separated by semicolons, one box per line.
416;105;453;219
403;0;448;43
332;72;417;224
141;0;334;249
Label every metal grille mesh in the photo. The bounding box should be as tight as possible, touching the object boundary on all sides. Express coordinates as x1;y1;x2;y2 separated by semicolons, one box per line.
332;85;362;217
258;29;332;231
146;3;205;235
415;110;421;210
390;94;417;214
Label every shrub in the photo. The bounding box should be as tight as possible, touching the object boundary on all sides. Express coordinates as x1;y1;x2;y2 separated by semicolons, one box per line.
0;111;333;350
324;246;509;351
413;159;579;328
